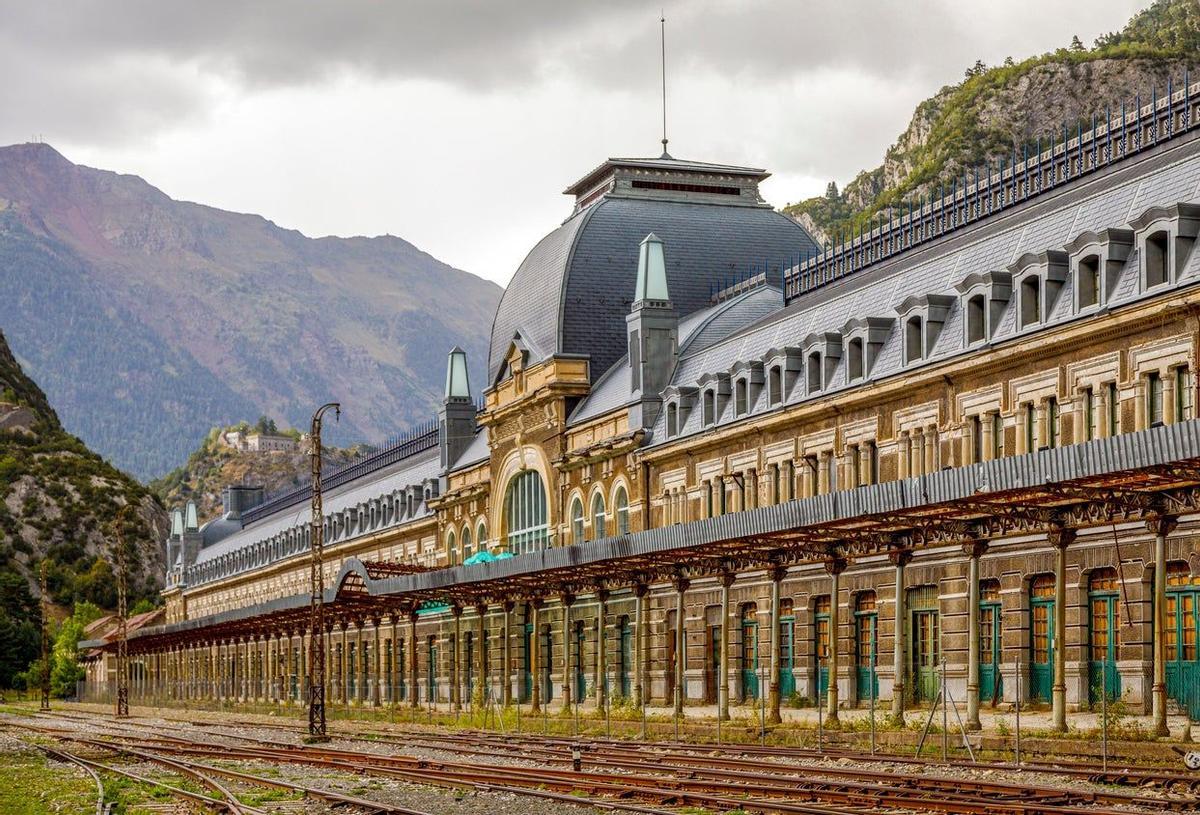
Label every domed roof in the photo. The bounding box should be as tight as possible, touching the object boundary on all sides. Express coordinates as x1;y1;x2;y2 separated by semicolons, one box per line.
489;157;817;383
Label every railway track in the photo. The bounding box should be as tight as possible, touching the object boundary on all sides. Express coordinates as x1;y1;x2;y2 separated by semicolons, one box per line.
10;710;1193;815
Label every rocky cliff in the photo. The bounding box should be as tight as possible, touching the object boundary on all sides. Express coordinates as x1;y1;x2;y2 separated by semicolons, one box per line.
0;327;166;610
0;145;502;479
785;0;1200;243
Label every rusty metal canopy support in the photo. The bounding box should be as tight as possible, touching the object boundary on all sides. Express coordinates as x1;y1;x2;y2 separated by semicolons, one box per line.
121;420;1200;654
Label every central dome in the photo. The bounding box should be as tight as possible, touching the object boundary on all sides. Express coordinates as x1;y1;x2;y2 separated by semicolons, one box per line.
488;156;817;384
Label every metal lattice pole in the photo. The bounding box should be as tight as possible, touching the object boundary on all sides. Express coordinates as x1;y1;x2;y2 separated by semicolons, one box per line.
114;505;129;718
39;561;50;711
307;402;340;740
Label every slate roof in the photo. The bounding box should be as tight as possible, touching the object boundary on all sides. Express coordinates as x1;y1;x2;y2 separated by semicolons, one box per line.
565;155;770;196
488;196;816;385
568;284;785;426
652;133;1200;445
450;426;490;471
193;446;441;567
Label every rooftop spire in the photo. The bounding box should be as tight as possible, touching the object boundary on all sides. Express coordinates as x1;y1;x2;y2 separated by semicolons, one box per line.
659;12;671;159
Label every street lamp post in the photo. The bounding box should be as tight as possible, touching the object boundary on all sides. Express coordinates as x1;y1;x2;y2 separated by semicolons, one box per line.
307;402;340;740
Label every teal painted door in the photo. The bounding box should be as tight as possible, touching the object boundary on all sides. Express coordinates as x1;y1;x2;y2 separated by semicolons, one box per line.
464;633;474;699
978;602;1002;702
1167;586;1200;718
426;638;437;701
540;628;553;702
855;611;877;701
573;624;586;701
741;620;758;701
911;609;940;702
619;618;633;698
1088;586;1120;705
1030;596;1054;703
815;596;830;696
521;623;532;703
778;615;795;698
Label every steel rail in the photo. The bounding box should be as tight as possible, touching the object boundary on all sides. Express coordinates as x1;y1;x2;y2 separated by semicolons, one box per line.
38;746;112;815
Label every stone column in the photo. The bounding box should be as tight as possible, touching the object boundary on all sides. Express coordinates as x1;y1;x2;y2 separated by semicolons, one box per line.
1148;513;1177;736
817;451;830;495
890;548;911;718
530;599;542;713
596;589;609;710
633;584;648;708
964;540;988;731
474;605;487;708
981;416;995;462
409;611;419;708
801;457;814;498
899;432;911;479
502;601;513;707
1164;371;1177;425
960;423;973;465
719;571;734;721
561;594;575;709
451;605;463;711
826;558;846;722
1015;406;1028;455
1036;400;1048;449
768;565;785;724
1049;527;1074;732
673;575;689;716
924;426;937;473
1098;386;1111;438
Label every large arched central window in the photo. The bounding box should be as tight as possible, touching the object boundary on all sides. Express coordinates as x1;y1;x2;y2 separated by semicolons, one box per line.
505;470;548;555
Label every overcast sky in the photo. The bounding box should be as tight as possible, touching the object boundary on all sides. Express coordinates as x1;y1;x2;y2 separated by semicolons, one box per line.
2;0;1147;286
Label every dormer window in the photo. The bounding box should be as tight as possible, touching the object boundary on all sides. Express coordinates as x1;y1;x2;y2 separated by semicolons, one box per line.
696;373;729;426
760;347;801;405
807;351;822;393
1077;254;1100;308
905;316;923;363
1129;203;1200;293
847;337;864;381
1020;276;1041;327
1065;228;1132;312
802;332;842;394
735;379;748;416
661;385;697;438
729;360;763;418
768;365;782;405
954;271;1011;346
666;403;679;436
894;295;953;366
703;389;716;425
1145;230;1169;288
1009;251;1067;331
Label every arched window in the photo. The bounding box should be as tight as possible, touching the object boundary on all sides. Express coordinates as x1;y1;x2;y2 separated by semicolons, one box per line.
570;497;585;544
504;470;548;555
1146;230;1169;288
1020;276;1041;327
768;365;783;405
461;525;473;561
590;492;607;540
445;529;457;566
476;520;487;551
966;294;986;343
807;351;822;393
905;315;923;363
847;337;864;381
613;486;630;535
735;379;748;416
666;402;679;436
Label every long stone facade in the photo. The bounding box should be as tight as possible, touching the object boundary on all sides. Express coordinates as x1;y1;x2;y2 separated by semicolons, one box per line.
90;86;1200;735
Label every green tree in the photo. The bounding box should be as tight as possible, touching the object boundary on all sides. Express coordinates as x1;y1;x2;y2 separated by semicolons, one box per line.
48;601;103;698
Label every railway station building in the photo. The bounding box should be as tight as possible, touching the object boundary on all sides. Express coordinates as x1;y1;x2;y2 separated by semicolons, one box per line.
88;85;1200;733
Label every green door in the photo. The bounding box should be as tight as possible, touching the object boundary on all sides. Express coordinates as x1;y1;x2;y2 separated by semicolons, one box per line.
619;617;632;698
573;623;586;701
1166;571;1200;719
855;607;877;701
521;622;532;703
908;585;940;704
815;596;830;696
464;633;474;699
978;601;1002;702
1030;574;1055;703
741;617;758;701
779;613;796;699
540;628;553;702
706;625;721;703
426;637;437;701
1088;570;1120;705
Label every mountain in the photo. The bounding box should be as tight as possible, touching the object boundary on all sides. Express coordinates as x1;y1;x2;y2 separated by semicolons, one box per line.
784;0;1200;243
150;421;363;524
0;145;502;480
0;327;166;626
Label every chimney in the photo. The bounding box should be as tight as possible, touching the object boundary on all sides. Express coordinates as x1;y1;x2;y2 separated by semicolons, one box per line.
439;346;477;472
222;485;265;518
626;233;678;428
